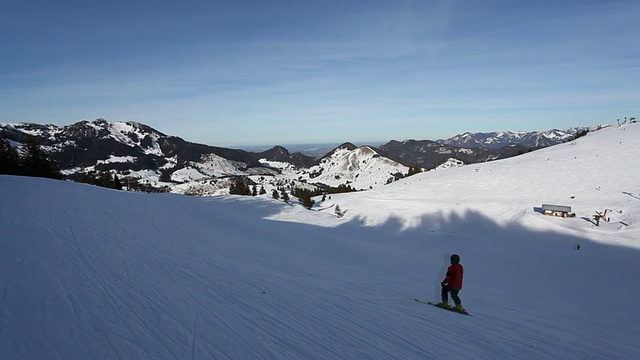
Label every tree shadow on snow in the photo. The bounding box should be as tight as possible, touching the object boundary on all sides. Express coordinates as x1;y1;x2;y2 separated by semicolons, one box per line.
198;195;640;306
312;208;640;311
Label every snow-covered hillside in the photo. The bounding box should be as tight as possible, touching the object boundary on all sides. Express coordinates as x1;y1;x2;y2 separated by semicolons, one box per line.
331;124;639;246
1;123;639;359
299;145;409;190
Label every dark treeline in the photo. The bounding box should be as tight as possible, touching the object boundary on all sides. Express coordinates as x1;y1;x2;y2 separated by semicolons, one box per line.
1;136;124;190
0;137;62;180
66;171;123;190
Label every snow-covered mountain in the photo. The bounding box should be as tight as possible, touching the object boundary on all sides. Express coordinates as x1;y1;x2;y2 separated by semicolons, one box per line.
377;138;527;170
0;119;594;195
0;118;264;178
1;122;638;359
1;119;412;194
298;143;410;190
439;128;587;149
375;127;591;169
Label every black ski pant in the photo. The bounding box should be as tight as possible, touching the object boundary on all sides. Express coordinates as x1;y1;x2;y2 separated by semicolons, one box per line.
441;284;461;305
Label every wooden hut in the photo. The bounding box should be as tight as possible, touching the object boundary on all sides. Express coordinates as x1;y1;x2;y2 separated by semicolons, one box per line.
542;204;575;218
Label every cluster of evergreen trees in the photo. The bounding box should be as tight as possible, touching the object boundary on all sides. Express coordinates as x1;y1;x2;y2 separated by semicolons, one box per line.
75;171;123;190
1;136;126;190
229;176;327;210
326;183;357;194
271;187;290;202
229;177;266;196
571;129;589;141
406;165;422;177
386;165;423;184
0;137;62;179
291;187;323;209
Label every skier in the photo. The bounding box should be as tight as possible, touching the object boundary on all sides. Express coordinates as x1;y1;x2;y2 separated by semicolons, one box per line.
436;254;466;313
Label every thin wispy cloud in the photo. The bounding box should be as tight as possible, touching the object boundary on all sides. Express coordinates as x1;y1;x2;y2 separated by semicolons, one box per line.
1;0;638;146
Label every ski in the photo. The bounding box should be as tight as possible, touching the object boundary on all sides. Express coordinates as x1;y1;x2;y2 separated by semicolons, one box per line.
414;298;472;316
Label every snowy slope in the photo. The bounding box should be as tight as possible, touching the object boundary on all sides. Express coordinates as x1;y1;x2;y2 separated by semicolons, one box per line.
299;145;409;190
1;123;640;359
330;124;639;246
103;121;164;156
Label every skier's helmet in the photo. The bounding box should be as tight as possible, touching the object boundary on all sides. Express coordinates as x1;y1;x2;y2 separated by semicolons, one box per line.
450;254;460;264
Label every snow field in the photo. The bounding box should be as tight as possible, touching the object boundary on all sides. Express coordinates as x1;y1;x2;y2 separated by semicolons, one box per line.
1;123;640;359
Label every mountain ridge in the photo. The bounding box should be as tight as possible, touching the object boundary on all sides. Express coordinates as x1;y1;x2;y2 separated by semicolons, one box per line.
0;118;591;194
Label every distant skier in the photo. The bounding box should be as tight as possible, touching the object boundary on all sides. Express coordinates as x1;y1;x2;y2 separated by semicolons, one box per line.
576;243;581;250
435;254;466;313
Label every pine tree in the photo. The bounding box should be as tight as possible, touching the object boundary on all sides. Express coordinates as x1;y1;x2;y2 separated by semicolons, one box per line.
0;138;20;175
272;189;280;200
113;174;123;190
97;171;112;188
280;188;290;202
301;196;314;209
407;165;422;177
19;137;62;179
229;177;251;195
292;187;316;209
259;186;266;195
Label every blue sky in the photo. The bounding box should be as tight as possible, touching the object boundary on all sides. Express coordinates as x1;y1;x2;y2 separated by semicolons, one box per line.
1;0;638;147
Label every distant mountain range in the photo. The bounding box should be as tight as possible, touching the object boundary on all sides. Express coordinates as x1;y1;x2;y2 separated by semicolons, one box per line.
437;129;582;149
0;119;587;194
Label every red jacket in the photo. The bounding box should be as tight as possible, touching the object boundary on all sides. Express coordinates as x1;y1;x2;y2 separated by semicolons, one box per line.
443;263;463;289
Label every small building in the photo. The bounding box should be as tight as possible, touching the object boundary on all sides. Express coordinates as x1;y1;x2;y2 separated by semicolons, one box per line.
542;204;575;218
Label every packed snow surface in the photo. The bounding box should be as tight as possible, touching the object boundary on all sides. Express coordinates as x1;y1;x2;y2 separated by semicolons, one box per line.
1;123;640;359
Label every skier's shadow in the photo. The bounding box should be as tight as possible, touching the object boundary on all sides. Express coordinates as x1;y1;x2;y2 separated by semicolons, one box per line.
432;253;451;301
